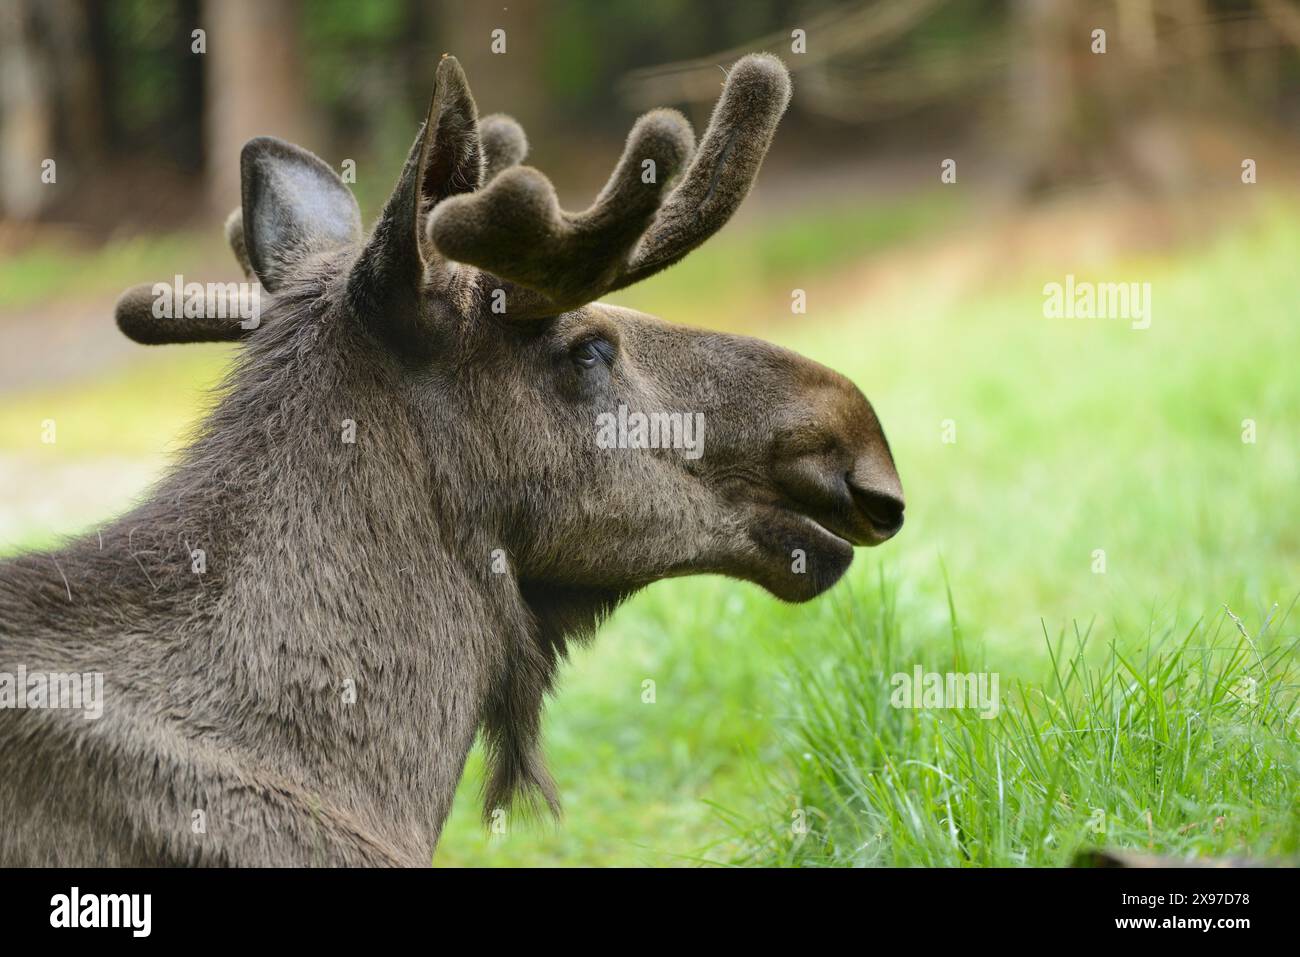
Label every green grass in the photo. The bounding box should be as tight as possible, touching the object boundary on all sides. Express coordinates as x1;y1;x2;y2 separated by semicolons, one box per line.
0;346;232;550
721;574;1299;866
0;232;222;312
437;200;1300;865
2;195;1297;866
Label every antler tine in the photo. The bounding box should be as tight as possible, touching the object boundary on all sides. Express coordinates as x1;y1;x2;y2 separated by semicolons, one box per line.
616;53;791;289
425;53;788;318
116;207;263;346
115;283;250;346
426;107;695;315
480;114;528;183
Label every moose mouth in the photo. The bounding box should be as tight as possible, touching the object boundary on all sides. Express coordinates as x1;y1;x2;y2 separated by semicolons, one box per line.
739;503;861;602
772;492;902;547
727;476;904;602
782;508;857;549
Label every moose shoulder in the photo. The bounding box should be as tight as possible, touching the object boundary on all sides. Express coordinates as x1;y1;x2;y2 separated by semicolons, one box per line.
0;54;902;866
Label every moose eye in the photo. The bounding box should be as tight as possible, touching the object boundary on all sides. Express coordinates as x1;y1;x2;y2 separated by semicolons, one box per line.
571;337;614;370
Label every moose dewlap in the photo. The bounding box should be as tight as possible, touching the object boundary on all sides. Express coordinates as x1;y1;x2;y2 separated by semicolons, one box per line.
0;53;903;866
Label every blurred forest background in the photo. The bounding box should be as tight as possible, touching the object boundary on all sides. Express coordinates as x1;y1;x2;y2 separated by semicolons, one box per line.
1;1;1298;866
4;0;1298;228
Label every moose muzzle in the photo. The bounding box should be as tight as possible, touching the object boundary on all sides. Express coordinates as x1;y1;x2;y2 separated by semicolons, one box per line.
769;371;904;548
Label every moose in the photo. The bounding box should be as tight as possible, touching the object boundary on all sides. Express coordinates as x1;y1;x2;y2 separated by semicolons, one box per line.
0;54;903;866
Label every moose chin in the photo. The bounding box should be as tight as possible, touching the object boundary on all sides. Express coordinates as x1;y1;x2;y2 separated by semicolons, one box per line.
0;52;902;866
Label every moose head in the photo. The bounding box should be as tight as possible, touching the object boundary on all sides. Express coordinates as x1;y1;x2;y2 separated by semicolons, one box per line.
118;53;902;600
106;54;903;831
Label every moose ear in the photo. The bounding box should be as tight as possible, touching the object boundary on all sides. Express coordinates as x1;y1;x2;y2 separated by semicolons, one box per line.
348;56;481;354
240;136;362;292
418;56;484;207
224;208;254;278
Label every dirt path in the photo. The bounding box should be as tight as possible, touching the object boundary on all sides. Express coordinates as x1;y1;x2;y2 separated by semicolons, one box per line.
0;295;154;395
0;452;164;551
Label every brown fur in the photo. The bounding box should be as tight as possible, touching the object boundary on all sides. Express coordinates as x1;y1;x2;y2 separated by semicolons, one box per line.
0;55;903;865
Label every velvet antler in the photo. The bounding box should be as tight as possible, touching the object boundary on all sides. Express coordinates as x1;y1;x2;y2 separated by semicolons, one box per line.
426;53;791;318
114;282;251;345
114;61;532;347
114;53;789;344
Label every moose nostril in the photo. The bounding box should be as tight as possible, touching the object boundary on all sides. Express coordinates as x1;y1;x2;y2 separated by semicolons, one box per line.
849;484;905;534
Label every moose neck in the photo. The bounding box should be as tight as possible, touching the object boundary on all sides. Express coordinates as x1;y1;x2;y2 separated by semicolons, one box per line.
2;280;635;859
170;291;545;851
4;284;541;856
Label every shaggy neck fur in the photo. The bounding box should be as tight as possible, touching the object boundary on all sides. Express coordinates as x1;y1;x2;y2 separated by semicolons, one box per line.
0;275;603;865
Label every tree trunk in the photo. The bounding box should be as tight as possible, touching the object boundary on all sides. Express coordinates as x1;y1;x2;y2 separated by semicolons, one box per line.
0;1;55;220
203;0;311;214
